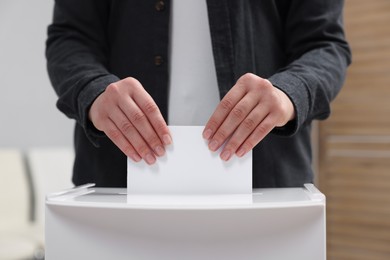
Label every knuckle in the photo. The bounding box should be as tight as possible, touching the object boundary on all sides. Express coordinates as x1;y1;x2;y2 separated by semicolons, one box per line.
256;123;271;137
264;79;273;88
242;140;255;152
253;78;271;93
105;82;120;95
220;97;234;111
241;142;253;152
123;77;143;95
240;73;256;82
231;106;245;119
258;77;270;86
239;73;264;92
225;140;239;151
106;128;121;140
122;144;134;155
124;77;140;86
131;111;146;123
270;89;281;102
120;121;134;133
137;145;151;157
147;136;161;147
215;129;228;141
243;118;256;130
155;122;168;134
265;119;275;130
207;119;219;131
143;101;159;114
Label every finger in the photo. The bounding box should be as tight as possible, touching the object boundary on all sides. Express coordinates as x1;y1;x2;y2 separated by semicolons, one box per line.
132;86;172;146
119;96;166;157
208;94;258;152
220;105;269;161
236;115;276;158
109;107;157;165
102;118;142;163
203;85;246;141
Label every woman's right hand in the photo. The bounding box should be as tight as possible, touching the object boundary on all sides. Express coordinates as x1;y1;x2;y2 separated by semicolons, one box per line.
89;77;172;165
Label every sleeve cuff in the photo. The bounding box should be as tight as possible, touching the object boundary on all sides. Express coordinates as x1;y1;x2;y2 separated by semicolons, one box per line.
268;72;310;136
78;74;120;146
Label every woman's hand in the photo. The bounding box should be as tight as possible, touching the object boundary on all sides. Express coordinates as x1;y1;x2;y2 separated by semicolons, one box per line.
203;73;295;161
89;77;172;165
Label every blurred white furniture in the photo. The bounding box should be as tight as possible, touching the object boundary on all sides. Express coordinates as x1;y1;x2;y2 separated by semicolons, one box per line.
0;149;40;259
26;147;74;245
46;184;326;260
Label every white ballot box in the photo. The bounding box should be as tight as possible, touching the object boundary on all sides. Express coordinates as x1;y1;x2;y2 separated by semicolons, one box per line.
45;184;326;260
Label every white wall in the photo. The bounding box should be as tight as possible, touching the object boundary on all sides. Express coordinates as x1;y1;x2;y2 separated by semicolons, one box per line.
0;1;73;149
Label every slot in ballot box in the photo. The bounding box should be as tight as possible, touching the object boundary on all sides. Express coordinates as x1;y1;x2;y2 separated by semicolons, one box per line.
45;184;325;260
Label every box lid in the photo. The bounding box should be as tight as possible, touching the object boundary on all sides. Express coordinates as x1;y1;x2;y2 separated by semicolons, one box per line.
46;183;325;210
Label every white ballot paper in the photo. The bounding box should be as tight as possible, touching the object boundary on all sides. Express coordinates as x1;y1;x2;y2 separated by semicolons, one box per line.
127;126;252;195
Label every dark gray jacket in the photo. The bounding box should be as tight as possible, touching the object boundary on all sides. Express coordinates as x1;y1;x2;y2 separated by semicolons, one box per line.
46;0;351;187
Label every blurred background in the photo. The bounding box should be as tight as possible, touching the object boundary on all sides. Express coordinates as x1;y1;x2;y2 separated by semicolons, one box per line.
317;1;390;259
0;0;389;259
0;1;73;259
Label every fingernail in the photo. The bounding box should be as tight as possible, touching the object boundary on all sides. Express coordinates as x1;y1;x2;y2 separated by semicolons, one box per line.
220;150;231;161
145;153;156;165
236;148;246;157
209;140;219;151
203;129;213;140
162;134;173;146
154;145;165;157
132;154;142;162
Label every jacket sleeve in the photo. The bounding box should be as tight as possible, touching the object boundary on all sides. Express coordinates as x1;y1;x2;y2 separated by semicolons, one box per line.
268;0;352;136
46;0;119;144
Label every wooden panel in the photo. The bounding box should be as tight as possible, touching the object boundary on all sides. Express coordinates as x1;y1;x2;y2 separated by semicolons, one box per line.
322;0;390;136
322;149;390;260
319;1;390;259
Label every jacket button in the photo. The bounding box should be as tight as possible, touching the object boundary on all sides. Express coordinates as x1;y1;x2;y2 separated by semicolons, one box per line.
155;1;165;11
154;55;164;66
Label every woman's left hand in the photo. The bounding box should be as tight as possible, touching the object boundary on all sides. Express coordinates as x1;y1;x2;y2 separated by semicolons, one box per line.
203;73;295;161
